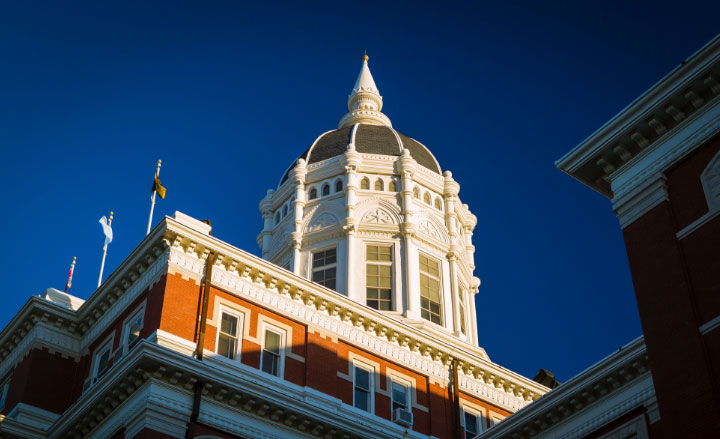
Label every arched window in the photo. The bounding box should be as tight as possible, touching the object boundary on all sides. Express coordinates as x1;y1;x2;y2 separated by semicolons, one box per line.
361;178;370;190
309;188;318;200
413;187;420;199
434;198;442;210
374;179;384;191
275;212;280;225
423;192;431;204
282;205;288;216
389;180;397;192
335;180;343;192
322;183;330;196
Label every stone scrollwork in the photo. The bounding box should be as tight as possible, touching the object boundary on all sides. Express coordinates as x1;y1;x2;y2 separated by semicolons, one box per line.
361;208;394;224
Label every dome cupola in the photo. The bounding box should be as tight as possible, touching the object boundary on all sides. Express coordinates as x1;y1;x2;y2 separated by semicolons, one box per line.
258;55;480;347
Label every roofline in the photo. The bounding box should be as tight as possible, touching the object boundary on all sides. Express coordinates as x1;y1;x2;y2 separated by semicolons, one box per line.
556;34;720;188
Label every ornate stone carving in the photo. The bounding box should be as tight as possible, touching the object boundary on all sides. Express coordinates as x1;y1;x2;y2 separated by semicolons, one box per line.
306;212;339;232
361;208;393;224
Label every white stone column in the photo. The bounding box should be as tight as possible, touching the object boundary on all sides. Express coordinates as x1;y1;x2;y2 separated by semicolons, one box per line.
398;150;419;318
469;278;481;345
343;136;362;301
291;159;307;275
258;189;275;258
443;171;462;335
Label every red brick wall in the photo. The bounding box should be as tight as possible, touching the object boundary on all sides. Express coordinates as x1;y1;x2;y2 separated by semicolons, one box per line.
156;272;511;438
622;135;720;438
3;347;80;415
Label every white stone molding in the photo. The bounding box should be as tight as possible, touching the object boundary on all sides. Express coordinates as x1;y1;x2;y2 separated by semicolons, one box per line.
699;314;720;335
306;211;341;233
477;337;652;439
163;220;545;411
557;36;720;196
6;403;60;430
612;174;668;229
676;208;720;239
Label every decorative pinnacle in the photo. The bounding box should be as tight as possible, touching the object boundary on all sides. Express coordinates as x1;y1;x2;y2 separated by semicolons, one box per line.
363;53;369;62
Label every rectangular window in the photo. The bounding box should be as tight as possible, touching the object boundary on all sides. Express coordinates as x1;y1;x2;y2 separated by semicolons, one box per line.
391;380;410;412
217;311;242;360
464;411;480;438
366;245;393;311
92;342;112;382
353;365;373;412
312;248;337;291
261;327;284;377
123;309;144;351
419;254;442;324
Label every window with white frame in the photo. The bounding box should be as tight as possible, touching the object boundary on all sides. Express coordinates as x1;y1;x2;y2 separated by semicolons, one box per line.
391;380;410;412
261;326;284;377
0;375;10;411
366;245;393;311
92;340;113;383
123;308;144;351
353;363;373;412
312;248;337;290
419;254;442;324
217;310;243;360
464;410;482;438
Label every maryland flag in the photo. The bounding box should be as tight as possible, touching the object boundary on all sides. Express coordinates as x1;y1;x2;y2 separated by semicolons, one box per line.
152;173;166;199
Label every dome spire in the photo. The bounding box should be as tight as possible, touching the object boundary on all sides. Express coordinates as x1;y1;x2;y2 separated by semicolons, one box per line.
338;54;392;129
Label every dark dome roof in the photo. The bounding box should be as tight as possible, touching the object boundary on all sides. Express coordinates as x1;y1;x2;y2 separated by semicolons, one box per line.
280;124;440;185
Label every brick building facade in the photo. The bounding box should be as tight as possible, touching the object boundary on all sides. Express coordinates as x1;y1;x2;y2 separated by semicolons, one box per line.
478;34;720;439
0;58;549;438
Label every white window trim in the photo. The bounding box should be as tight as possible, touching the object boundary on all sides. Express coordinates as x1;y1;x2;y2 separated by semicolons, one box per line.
352;360;375;414
461;403;487;436
120;302;146;354
365;243;394;312
418;251;444;326
260;322;286;378
310;246;338;288
390;377;412;412
91;336;114;383
215;306;245;362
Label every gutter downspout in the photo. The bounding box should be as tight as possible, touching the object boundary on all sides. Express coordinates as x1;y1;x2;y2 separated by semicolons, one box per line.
451;358;463;439
185;252;215;439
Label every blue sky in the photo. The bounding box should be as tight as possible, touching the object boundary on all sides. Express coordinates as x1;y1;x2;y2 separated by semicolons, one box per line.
0;1;717;382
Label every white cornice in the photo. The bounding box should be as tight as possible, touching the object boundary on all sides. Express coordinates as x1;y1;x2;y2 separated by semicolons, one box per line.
476;336;650;439
557;35;720;196
164;218;547;407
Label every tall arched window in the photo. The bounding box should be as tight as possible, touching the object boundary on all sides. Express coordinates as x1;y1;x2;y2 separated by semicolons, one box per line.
374;179;384;191
309;188;318;200
361;178;370;190
335;180;343;193
282;205;288;216
413;187;420;199
434;198;442;210
322;183;330;196
389;180;397;192
423;192;431;204
275;212;280;225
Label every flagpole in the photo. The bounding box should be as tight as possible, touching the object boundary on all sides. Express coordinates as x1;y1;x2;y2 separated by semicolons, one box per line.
98;211;113;288
147;159;162;236
65;256;76;292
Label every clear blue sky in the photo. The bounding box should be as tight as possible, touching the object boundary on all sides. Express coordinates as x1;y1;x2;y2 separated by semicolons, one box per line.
0;1;717;382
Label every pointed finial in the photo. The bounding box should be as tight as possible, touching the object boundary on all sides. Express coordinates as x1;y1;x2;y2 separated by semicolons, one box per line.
363;51;369;62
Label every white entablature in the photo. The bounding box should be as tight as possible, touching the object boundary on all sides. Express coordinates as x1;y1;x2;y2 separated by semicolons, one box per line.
258;56;481;346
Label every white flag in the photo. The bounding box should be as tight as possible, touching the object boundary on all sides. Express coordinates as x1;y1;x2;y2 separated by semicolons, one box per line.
99;216;113;246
